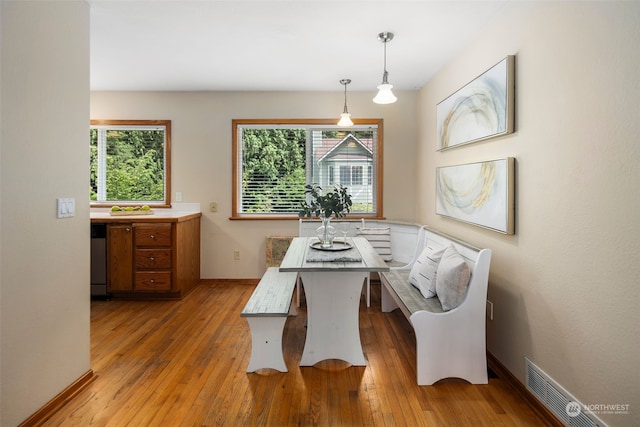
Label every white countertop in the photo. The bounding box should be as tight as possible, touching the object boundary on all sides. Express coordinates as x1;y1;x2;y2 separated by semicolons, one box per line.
90;203;201;222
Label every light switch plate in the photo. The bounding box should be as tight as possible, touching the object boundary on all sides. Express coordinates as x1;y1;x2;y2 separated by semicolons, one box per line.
57;198;75;218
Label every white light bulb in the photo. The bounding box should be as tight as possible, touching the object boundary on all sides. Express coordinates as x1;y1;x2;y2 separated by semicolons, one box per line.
373;83;397;104
337;112;353;127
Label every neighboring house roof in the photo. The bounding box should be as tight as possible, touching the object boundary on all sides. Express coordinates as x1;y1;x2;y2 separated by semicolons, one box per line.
316;133;373;163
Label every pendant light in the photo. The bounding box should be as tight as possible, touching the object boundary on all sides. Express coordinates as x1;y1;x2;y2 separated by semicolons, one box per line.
373;32;397;104
337;79;354;127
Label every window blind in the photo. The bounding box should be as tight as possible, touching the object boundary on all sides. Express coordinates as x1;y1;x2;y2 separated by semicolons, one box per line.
235;121;380;217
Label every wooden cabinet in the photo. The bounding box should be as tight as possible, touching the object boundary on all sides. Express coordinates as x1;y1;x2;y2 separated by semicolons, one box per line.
134;224;172;292
107;224;133;292
105;215;200;299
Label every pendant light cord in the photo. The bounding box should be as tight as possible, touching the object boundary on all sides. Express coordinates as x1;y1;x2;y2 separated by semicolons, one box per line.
381;32;391;84
343;83;348;113
340;79;351;113
383;37;388;74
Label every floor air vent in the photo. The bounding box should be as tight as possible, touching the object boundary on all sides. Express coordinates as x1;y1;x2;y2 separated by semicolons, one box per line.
525;358;606;427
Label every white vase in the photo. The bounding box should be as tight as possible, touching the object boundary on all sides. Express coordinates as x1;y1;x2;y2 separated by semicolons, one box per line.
316;215;336;248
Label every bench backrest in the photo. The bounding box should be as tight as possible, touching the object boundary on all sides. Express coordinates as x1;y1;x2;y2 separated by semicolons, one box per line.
422;226;492;313
357;219;423;265
299;218;360;237
299;218;424;265
298;220;492;311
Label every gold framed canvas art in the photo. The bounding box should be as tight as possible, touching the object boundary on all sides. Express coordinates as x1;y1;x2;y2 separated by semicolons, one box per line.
437;56;515;150
436;158;515;234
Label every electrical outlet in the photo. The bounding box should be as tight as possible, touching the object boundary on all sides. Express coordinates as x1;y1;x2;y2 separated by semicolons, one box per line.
233;250;240;260
210;202;218;212
486;300;494;320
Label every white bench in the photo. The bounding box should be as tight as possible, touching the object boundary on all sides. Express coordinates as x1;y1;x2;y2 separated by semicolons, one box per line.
241;267;298;372
298;219;425;306
357;219;425;268
380;227;492;385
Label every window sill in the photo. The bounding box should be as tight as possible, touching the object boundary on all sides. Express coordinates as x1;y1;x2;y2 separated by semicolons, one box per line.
229;214;385;221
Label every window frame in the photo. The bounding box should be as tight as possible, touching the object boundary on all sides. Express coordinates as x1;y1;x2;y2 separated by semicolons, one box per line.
231;118;384;220
90;119;172;208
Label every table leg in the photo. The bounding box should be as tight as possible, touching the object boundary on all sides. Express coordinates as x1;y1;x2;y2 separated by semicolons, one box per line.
299;271;367;366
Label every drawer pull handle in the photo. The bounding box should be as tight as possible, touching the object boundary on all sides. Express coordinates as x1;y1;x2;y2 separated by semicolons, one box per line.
149;257;155;261
150;279;155;283
150;235;155;239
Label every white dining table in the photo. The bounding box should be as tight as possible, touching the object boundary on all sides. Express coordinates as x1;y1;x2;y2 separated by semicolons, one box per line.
279;236;389;366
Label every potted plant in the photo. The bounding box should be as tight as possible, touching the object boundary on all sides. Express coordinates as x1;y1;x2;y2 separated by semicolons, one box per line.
299;184;352;248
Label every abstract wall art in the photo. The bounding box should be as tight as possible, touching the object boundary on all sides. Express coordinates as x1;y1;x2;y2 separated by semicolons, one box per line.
436;55;515;150
436;158;515;234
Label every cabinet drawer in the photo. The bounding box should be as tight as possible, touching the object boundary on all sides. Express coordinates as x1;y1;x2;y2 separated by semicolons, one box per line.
135;249;172;269
135;271;172;291
135;225;172;247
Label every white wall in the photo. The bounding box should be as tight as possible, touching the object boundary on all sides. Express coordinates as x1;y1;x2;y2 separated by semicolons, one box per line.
15;2;635;426
91;90;418;279
418;2;639;426
0;2;91;425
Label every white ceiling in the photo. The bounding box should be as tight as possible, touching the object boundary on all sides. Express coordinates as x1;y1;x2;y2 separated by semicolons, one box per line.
89;0;511;92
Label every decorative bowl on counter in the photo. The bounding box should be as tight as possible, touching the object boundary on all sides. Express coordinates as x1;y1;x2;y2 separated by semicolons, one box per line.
109;205;154;216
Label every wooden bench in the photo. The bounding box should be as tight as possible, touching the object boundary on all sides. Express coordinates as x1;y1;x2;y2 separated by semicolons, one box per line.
380;227;492;385
241;267;298;372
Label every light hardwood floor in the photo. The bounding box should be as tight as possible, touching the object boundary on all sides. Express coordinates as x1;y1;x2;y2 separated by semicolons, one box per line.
42;282;551;426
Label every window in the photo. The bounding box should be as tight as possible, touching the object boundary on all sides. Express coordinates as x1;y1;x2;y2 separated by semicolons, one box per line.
339;165;364;186
352;166;363;185
90;120;171;207
232;119;383;219
339;166;351;185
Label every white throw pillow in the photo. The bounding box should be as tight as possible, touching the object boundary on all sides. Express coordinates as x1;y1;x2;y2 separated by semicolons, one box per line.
409;246;446;298
436;245;471;311
357;227;392;261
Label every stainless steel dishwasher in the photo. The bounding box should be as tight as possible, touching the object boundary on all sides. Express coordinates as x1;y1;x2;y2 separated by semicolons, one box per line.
90;223;108;298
